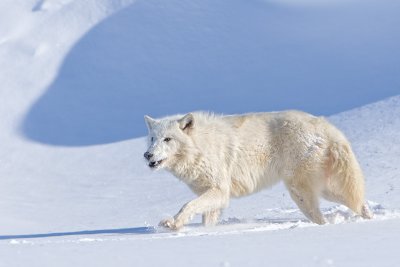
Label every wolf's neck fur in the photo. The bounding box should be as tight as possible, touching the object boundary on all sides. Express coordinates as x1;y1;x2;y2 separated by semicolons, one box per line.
167;143;203;182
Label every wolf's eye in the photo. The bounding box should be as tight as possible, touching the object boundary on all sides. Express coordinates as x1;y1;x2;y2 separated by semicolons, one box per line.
164;137;172;142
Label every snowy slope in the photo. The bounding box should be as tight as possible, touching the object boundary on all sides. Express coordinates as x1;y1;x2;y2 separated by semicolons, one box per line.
0;0;400;266
18;0;400;145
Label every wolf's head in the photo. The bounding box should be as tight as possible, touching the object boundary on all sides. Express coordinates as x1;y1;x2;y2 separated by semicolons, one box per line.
143;113;194;169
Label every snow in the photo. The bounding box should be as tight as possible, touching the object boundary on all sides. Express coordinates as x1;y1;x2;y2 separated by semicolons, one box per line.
0;0;399;266
17;0;400;145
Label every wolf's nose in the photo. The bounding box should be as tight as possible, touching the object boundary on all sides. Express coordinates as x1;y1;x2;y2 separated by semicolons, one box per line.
144;152;153;160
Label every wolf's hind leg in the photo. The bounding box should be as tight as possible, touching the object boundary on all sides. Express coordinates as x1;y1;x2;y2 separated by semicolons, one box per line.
285;179;326;225
323;141;373;220
322;188;373;220
202;209;221;226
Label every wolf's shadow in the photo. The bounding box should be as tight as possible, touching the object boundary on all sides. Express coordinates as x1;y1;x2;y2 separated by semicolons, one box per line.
0;220;298;241
0;227;156;240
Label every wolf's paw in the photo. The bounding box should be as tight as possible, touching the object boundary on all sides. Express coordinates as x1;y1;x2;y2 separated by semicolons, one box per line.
159;218;174;228
158;218;184;230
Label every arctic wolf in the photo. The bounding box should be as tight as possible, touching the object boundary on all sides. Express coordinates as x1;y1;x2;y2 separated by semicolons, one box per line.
144;111;372;230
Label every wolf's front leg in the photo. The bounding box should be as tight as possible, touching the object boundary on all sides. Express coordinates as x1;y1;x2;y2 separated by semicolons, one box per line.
159;188;229;230
202;209;221;227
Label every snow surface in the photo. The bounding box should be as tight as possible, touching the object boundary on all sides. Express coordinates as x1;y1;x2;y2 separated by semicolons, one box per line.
0;0;400;266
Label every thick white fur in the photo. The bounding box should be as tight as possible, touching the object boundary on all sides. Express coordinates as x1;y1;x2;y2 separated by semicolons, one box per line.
144;111;372;230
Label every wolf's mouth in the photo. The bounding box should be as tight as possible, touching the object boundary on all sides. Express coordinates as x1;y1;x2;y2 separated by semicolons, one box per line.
149;159;165;168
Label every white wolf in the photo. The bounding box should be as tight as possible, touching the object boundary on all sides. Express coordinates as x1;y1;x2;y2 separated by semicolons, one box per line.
144;111;372;230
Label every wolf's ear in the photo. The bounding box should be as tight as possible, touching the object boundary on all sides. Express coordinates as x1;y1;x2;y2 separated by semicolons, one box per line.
178;113;194;133
144;115;156;130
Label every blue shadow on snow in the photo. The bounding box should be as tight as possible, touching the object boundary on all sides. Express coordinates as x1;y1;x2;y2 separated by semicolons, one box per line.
0;227;156;240
21;0;400;146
